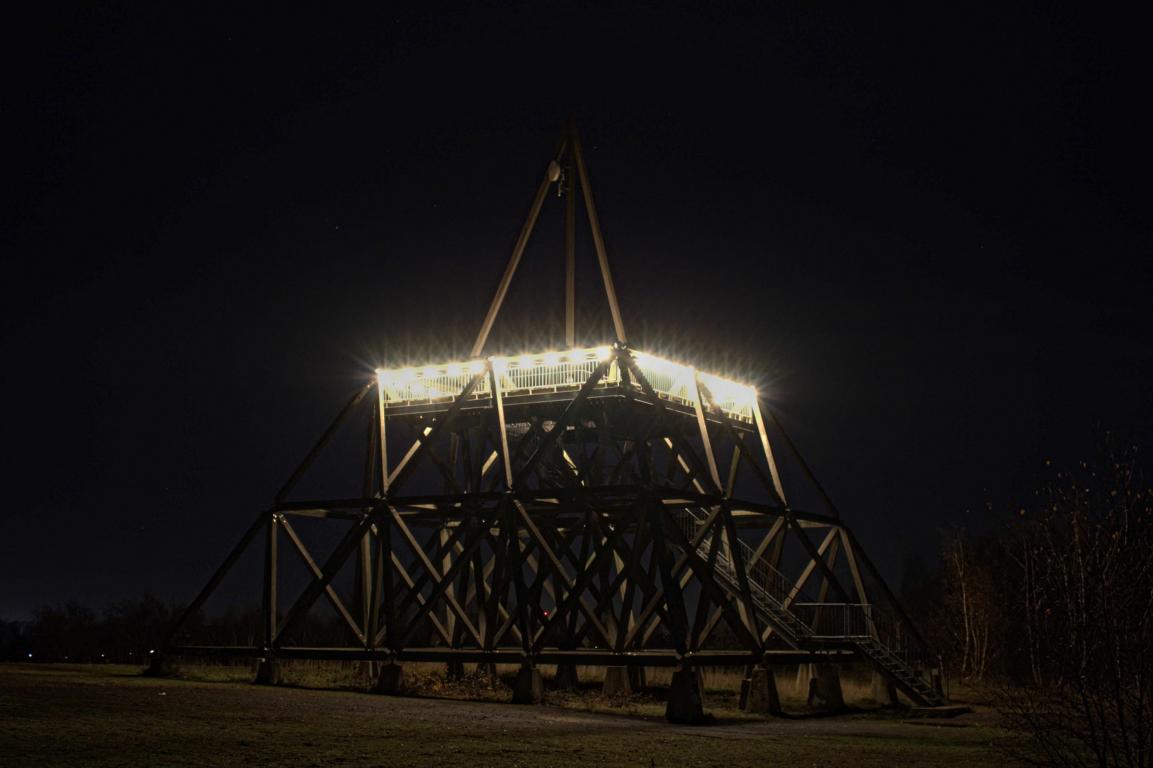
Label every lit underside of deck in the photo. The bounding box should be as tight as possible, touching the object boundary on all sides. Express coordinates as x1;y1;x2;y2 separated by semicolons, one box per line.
375;345;757;423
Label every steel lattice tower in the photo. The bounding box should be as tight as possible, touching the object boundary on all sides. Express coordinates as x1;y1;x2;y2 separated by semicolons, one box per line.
160;123;945;719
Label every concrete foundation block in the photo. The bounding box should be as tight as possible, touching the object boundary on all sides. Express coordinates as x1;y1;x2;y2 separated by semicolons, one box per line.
665;666;706;724
511;665;544;704
355;660;376;686
871;670;899;706
254;658;282;686
795;662;816;692
806;664;845;711
743;666;782;715
602;665;632;696
931;668;944;696
143;652;174;677
628;665;647;690
554;663;579;690
445;660;466;680
373;662;405;695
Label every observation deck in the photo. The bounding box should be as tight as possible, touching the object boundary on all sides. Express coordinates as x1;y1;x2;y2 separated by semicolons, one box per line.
375;345;758;424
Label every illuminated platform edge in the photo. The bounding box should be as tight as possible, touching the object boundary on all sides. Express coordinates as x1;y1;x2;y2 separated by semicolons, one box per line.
375;345;757;423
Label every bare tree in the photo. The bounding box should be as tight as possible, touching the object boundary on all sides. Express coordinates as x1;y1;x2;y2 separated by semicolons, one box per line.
998;446;1152;768
938;526;1006;680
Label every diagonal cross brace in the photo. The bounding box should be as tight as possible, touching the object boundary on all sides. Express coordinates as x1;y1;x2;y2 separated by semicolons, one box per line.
512;359;612;488
279;516;366;645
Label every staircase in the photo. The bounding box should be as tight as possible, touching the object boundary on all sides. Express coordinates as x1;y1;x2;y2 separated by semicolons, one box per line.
676;508;809;645
676;508;945;706
855;636;944;706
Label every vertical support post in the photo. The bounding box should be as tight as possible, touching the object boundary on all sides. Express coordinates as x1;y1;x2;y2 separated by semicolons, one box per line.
441;524;456;638
358;532;373;647
813;536;841;632
262;513;279;651
506;501;533;655
472;523;491;650
376;375;389;494
359;408;377;645
488;360;529;653
573;522;592;645
380;514;396;649
648;501;690;654
369;524;383;649
743;665;782;716
564;124;577;348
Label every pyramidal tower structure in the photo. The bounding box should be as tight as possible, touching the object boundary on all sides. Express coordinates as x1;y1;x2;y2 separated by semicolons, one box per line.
159;123;945;720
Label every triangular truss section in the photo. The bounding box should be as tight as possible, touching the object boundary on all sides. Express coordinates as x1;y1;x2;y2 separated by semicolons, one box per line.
473;120;626;356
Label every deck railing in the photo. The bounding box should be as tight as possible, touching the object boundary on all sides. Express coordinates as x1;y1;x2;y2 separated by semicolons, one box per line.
376;347;757;423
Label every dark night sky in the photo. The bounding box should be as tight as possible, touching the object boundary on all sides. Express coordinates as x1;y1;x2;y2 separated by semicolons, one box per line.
3;4;1151;618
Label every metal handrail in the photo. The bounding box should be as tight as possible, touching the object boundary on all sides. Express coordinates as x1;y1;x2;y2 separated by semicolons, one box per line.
375;347;757;423
679;508;810;640
791;602;872;639
678;508;936;682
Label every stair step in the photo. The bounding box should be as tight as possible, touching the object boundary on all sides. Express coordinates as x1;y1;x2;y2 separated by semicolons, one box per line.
683;514;943;707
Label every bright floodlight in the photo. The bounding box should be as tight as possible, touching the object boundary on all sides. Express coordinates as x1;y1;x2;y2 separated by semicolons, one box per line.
375;345;757;422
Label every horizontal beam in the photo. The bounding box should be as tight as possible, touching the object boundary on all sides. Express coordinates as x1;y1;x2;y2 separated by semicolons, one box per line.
271;490;799;512
168;645;861;666
381;388;759;430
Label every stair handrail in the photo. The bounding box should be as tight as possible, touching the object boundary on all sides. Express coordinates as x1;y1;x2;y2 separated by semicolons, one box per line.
676;509;941;703
678;508;813;641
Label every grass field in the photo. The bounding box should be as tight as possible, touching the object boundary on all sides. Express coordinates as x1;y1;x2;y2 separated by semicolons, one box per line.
0;663;1014;767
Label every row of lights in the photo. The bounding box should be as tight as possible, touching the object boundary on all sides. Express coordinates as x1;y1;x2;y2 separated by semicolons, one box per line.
632;351;758;404
376;346;613;385
375;346;758;411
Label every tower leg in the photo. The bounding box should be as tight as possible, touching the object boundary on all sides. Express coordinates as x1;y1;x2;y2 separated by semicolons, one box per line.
602;666;631;696
511;664;544;704
254;658;282;686
871;669;899;706
373;660;405;695
806;664;845;710
554;663;579;690
795;662;816;693
743;665;782;715
665;665;706;723
144;652;174;677
355;660;375;687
